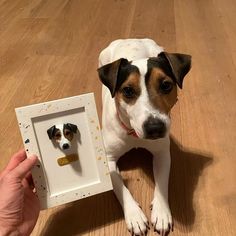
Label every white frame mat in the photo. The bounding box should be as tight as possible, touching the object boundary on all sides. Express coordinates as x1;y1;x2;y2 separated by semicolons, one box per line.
15;93;112;209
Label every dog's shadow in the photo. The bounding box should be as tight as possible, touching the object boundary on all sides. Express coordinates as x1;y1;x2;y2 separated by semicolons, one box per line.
39;136;212;235
169;136;213;227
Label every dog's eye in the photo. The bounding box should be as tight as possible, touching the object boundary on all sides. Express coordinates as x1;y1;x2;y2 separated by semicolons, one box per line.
159;80;173;94
122;87;136;98
65;131;71;136
55;133;61;138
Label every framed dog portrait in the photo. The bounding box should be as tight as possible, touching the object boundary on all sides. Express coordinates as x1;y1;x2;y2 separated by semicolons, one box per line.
15;93;112;209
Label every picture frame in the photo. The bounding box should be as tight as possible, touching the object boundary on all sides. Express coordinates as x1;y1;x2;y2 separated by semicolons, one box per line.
15;93;113;209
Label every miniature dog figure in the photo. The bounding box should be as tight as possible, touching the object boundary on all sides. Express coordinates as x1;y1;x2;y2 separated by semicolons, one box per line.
47;123;78;150
98;39;191;235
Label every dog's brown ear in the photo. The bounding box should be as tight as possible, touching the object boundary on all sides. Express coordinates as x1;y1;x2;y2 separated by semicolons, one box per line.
160;52;191;89
97;58;129;97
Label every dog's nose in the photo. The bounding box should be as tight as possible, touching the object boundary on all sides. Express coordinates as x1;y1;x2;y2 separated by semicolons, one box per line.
143;118;166;139
62;143;70;150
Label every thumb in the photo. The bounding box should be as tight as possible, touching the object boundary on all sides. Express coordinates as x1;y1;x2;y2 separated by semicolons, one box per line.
10;155;38;180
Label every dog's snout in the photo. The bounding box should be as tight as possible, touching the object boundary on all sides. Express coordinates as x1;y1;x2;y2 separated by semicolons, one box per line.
62;143;70;150
143;118;166;139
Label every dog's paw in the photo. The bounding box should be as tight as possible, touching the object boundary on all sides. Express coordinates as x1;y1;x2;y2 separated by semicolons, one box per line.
124;201;149;235
150;198;173;235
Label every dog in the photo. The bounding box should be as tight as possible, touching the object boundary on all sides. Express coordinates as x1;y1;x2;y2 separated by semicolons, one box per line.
47;123;78;150
97;39;191;235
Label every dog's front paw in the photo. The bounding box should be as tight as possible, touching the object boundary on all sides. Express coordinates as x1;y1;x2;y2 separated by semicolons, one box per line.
124;201;149;235
151;198;173;235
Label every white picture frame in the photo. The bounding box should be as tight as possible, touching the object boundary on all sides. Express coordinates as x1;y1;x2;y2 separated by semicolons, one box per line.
15;93;113;209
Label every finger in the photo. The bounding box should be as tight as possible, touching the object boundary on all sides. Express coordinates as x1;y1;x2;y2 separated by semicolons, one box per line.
25;172;35;188
22;178;37;193
22;178;30;188
10;155;38;180
1;150;26;177
22;172;32;188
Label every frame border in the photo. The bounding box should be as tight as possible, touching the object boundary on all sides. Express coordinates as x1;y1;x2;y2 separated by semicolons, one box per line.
15;93;112;209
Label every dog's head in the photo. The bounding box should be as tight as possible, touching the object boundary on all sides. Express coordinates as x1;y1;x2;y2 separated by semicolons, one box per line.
47;123;78;150
98;52;191;139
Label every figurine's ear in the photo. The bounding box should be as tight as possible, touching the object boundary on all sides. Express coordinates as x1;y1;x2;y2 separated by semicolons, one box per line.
97;58;129;97
159;52;192;89
65;123;78;133
47;125;56;139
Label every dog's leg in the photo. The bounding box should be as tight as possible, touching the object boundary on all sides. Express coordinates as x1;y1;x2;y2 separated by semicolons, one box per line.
151;149;173;235
108;160;149;235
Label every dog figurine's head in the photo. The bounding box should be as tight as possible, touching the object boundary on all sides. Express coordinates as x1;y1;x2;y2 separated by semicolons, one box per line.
98;52;191;139
47;123;78;150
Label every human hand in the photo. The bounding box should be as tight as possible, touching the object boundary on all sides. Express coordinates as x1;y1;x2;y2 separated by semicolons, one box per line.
0;150;40;236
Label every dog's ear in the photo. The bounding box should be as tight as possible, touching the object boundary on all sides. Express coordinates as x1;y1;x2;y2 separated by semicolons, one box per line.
65;123;78;133
47;125;56;140
159;52;191;89
97;58;129;97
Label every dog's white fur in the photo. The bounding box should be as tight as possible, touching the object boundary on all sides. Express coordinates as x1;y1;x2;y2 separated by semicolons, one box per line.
99;39;173;235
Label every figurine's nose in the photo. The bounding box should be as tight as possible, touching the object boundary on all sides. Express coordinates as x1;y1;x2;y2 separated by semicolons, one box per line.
62;143;69;150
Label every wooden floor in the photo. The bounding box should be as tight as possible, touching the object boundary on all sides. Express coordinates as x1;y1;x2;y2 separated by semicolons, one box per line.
0;0;236;235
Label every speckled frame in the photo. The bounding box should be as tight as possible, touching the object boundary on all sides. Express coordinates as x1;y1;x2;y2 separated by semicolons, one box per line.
15;93;112;209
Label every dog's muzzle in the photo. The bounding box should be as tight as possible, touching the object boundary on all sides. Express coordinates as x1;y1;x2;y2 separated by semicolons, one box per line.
143;117;166;139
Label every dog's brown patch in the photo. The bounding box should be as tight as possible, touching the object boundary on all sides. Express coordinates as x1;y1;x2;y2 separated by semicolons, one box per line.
54;130;62;141
64;129;74;141
146;68;177;114
116;72;141;105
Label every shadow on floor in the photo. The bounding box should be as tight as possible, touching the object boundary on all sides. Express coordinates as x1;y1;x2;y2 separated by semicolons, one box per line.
40;190;123;236
117;135;213;227
169;136;213;227
40;136;212;235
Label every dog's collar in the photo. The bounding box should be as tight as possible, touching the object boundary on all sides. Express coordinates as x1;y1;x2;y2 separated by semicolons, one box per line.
116;112;139;138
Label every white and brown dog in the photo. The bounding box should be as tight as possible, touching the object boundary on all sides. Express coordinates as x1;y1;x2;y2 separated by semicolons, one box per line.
97;39;191;235
47;123;78;151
